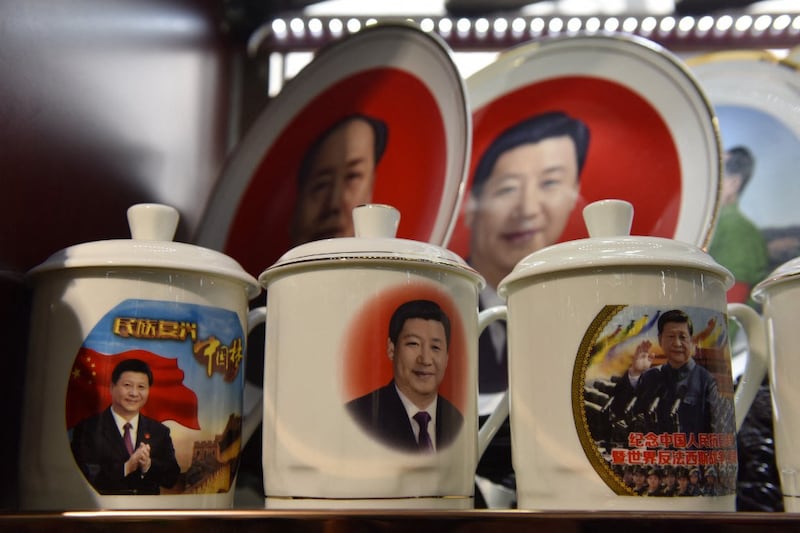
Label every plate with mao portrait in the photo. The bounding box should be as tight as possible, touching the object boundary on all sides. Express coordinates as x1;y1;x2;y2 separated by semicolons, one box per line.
687;50;800;306
447;33;723;283
195;23;470;277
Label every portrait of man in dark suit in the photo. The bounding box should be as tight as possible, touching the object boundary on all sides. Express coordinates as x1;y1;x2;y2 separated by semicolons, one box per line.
289;112;388;246
346;299;463;453
69;358;181;495
608;309;733;438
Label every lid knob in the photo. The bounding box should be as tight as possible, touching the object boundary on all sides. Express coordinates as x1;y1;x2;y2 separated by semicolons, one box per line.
353;204;400;239
127;203;179;241
582;199;633;238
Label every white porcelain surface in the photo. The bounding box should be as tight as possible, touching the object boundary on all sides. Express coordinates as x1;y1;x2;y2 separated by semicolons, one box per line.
582;199;633;239
505;270;734;511
20;204;262;510
498;200;733;295
257;204;502;509
30;203;260;298
353;204;401;239
262;269;480;506
21;273;255;510
495;199;760;511
744;257;800;511
752;256;800;300
261;204;482;287
127;203;180;241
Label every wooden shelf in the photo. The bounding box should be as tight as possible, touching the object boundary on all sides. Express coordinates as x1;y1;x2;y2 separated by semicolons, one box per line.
2;510;800;532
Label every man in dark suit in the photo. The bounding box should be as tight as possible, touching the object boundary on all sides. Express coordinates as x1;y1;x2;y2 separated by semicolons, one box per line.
70;358;181;495
609;309;733;437
346;299;463;452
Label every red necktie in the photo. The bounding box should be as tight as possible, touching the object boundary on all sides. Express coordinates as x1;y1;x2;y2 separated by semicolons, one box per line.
413;411;434;452
123;423;135;455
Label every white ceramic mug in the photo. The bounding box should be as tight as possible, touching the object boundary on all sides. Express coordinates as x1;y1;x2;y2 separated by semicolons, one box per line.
19;204;264;510
729;256;800;512
256;204;507;509
494;200;766;511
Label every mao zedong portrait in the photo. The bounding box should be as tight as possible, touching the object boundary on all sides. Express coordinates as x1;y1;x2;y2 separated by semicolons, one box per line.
346;299;464;453
69;358;181;495
290;113;389;246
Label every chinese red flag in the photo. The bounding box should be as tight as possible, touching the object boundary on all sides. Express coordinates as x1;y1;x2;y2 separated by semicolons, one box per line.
66;347;200;430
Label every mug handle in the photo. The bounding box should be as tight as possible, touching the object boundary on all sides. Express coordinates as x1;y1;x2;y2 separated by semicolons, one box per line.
727;303;769;431
241;306;267;445
241;305;515;450
476;305;510;458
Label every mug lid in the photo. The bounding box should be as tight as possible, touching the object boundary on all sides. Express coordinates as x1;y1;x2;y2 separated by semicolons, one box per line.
259;204;484;287
497;199;733;297
28;204;261;299
751;256;800;302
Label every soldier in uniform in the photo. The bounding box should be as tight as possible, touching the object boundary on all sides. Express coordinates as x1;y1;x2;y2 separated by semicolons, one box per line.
644;468;665;496
662;466;678;496
675;467;695;496
631;466;647;495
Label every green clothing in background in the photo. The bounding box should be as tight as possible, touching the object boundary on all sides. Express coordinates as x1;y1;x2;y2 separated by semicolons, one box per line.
709;203;769;374
709;203;769;289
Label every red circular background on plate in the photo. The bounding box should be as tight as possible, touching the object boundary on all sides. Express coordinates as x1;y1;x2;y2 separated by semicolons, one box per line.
225;68;448;276
341;284;467;414
448;75;681;259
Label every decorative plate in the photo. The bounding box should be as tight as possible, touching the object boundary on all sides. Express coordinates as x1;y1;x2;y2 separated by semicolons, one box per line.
195;23;470;277
448;33;722;259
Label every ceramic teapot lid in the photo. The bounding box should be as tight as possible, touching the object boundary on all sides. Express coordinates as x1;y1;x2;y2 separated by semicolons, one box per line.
28;204;261;299
259;204;484;287
497;199;733;297
751;256;800;302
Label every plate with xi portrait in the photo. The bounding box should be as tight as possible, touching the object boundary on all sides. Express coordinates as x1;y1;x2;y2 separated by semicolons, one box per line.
447;32;723;268
194;23;471;277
